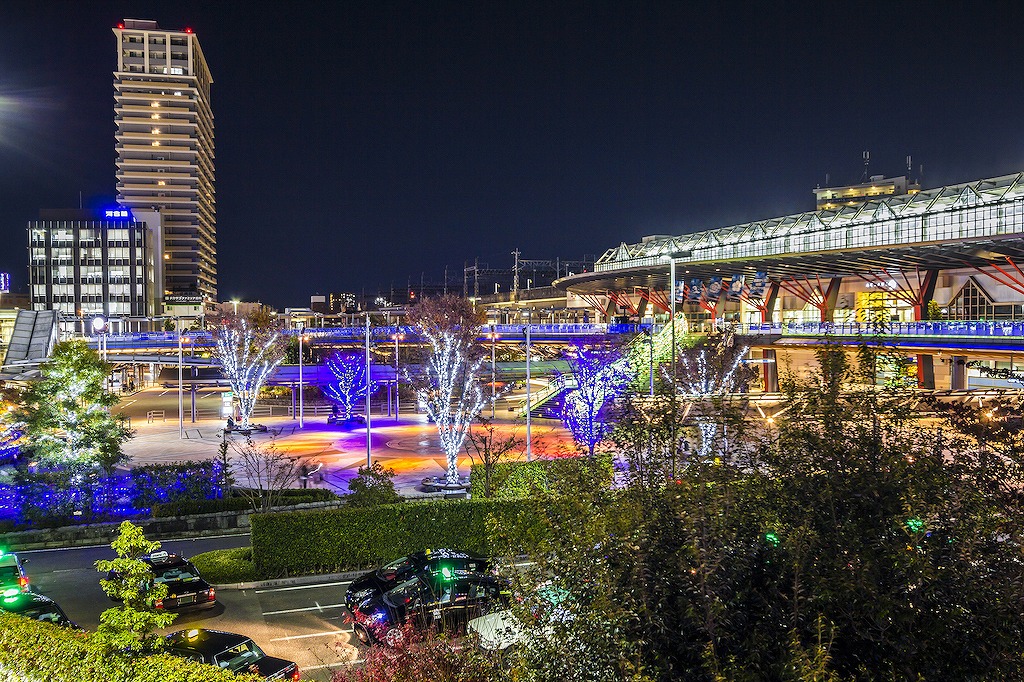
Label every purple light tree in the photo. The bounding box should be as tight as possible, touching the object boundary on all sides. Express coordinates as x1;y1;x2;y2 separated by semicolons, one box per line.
561;340;632;457
322;352;378;420
213;319;284;430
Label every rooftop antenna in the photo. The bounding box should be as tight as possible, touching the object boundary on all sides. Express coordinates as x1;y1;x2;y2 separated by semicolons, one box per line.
825;173;830;187
906;155;912;176
860;150;870;183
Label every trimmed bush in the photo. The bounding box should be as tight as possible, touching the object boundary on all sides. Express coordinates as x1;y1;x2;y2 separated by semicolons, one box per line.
0;612;260;682
250;498;549;578
191;546;258;584
469;454;615;498
152;488;339;517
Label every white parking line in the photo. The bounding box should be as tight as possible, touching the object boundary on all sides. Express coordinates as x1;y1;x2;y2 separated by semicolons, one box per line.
159;390;169;396
255;581;351;594
122;400;137;408
261;602;346;616
303;660;364;671
269;628;353;642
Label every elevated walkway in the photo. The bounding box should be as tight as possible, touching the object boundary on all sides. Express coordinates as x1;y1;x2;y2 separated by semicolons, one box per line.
1;310;59;378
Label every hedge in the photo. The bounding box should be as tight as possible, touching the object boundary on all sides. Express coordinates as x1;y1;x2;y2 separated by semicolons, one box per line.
152;488;339;517
191;546;258;584
250;498;550;578
0;612;261;682
469;454;615;498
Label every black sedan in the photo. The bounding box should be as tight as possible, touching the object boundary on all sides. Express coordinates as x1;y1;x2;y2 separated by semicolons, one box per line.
344;549;489;610
108;551;216;612
0;591;77;628
350;568;510;646
164;628;300;681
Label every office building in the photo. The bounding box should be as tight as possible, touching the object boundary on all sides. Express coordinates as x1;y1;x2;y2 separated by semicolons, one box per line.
28;208;154;326
113;18;216;314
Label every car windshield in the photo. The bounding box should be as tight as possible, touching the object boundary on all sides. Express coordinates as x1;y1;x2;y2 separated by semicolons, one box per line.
153;562;200;584
0;566;20;582
376;555;417;580
17;605;66;625
384;577;425;608
213;639;265;672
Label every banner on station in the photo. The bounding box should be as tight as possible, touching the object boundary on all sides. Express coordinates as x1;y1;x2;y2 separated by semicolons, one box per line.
727;275;744;300
688;279;703;301
707;277;723;303
748;272;768;298
674;280;687;304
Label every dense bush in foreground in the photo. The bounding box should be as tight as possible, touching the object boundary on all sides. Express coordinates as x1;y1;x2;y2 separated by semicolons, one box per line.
0;612;260;682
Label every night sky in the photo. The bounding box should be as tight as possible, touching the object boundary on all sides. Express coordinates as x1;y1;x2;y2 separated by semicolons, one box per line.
2;1;1023;309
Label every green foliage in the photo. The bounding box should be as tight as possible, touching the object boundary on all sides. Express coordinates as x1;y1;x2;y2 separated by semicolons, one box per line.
16;340;133;473
93;521;176;654
190;547;258;584
0;612;258;682
152;488;336;517
468;455;614;499
346;461;403;507
250;498;548;578
131;462;221;506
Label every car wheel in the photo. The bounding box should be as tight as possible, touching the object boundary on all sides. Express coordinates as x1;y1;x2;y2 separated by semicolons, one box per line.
353;624;374;646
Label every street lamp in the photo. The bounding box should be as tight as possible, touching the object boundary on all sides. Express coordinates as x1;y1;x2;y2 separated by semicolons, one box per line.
486;326;499;418
524;324;532;461
392;330;405;422
92;316;107;363
645;328;654;396
231;299;239;317
662;250;691;478
365;314;372;467
177;319;186;439
298;325;305;428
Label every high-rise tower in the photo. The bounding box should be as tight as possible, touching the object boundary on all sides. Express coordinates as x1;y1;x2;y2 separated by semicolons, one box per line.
113;19;215;315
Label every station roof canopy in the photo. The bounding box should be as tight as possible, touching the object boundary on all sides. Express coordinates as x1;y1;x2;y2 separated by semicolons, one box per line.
555;171;1024;294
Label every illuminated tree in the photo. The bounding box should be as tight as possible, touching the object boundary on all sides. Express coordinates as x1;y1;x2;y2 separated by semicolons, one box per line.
323;352;377;420
0;386;23;463
16;340;132;473
560;340;632;457
669;331;754;461
213;318;284;430
408;295;485;486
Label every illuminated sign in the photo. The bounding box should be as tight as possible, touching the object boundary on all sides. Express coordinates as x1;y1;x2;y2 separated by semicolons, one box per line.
164;295;204;305
0;273;8;294
104;208;132;220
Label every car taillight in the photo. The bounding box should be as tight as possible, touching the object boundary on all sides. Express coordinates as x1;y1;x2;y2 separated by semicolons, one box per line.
18;577;28;590
207;587;216;600
291;667;301;681
154;598;163;609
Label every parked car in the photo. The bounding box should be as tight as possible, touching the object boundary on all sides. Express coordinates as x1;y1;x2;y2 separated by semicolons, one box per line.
468;582;571;651
164;628;300;681
344;549;490;611
349;567;510;646
0;550;30;595
107;551;216;612
0;591;77;628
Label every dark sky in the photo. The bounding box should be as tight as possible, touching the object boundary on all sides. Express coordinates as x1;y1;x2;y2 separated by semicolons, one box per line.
2;1;1024;309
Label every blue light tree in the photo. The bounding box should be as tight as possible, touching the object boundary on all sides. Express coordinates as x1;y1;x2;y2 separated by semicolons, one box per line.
561;340;633;457
323;352;378;420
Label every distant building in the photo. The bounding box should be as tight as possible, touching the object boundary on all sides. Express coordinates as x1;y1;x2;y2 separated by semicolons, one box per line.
113;18;216;314
28;208;155;324
311;293;357;314
814;174;920;211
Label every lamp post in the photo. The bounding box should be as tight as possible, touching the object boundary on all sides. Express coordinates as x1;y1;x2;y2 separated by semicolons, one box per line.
231;299;239;317
365;314;372;467
647;328;654;396
177;318;184;439
525;324;532;461
298;325;305;428
487;325;499;418
91;316;107;363
392;330;404;422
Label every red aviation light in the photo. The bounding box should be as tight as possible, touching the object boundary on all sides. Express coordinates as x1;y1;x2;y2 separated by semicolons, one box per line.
117;23;124;29
184;27;193;33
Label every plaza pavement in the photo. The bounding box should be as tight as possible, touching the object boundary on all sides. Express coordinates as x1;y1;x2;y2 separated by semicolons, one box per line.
117;389;575;496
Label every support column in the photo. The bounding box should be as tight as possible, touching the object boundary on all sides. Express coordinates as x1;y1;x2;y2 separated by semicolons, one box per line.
915;270;939;389
636;297;649;319
604;297;616;322
762;282;780;324
290;386;296;418
822;277;842;322
950;356;968;390
762;349;779;392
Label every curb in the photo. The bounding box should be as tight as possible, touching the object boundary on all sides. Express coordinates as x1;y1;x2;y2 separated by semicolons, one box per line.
216;569;367;591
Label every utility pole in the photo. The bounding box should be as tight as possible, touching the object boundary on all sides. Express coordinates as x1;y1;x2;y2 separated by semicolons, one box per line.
512;249;521;301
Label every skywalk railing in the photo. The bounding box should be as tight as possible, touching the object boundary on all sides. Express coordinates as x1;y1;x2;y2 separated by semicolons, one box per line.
737;320;1024;338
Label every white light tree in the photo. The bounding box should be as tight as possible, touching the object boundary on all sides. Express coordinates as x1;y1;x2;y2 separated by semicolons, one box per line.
408;294;485;486
322;352;378;419
214;318;284;430
668;330;753;460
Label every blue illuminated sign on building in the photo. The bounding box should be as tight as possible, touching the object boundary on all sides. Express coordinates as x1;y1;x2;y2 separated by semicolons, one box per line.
0;273;9;294
103;208;133;220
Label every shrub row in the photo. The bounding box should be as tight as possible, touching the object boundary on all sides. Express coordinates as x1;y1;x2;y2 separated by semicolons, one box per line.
0;612;260;682
469;454;615;498
190;546;258;584
152;488;338;517
250;498;549;578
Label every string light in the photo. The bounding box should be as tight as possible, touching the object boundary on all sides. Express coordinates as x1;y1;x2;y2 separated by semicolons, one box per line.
214;319;283;430
322;352;377;420
561;343;631;456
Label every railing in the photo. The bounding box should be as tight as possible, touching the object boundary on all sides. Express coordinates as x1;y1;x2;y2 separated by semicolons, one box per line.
737;320;1024;338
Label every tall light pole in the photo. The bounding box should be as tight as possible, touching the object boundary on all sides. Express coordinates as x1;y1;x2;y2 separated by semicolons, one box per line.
177;318;184;439
525;323;532;461
231;299;239;317
365;314;372;467
298;325;305;428
392;330;404;422
647;328;655;396
488;325;499;418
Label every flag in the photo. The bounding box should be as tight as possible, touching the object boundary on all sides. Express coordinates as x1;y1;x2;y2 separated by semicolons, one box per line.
688;279;703;301
707;277;723;303
727;275;744;300
748;272;768;298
